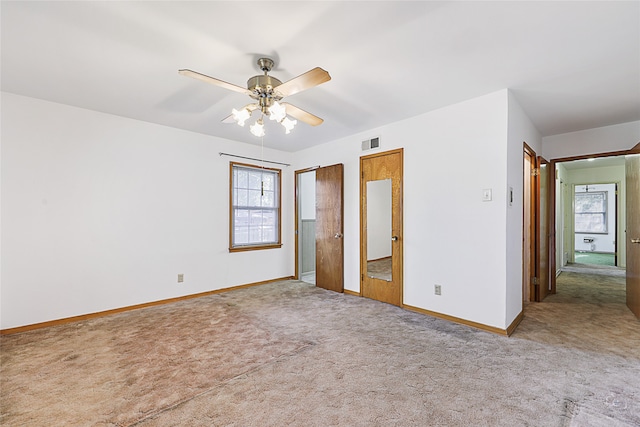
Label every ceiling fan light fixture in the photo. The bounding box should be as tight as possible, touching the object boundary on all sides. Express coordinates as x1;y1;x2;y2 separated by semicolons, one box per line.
280;117;297;134
250;118;265;137
268;101;287;122
232;107;251;126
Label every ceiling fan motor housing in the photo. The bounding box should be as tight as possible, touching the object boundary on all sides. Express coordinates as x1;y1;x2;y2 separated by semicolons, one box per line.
247;75;283;112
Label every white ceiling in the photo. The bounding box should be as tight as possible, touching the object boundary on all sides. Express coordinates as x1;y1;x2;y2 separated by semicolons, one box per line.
2;1;639;152
560;155;626;170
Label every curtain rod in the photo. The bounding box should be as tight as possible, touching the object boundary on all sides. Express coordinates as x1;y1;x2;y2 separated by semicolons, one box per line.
218;152;290;167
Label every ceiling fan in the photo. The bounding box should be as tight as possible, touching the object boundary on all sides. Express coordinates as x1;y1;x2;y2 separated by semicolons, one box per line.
178;58;331;137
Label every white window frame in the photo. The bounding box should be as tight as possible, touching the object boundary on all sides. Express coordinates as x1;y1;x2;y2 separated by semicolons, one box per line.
575;191;607;234
229;162;282;252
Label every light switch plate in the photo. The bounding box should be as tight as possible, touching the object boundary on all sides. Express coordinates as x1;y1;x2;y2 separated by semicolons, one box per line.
482;188;492;201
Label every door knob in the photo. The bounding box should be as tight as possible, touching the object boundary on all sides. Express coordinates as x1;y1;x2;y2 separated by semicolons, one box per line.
632;238;640;244
334;233;343;239
391;236;398;241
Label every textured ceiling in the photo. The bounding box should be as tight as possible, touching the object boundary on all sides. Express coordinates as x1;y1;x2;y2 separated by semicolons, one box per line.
2;1;639;152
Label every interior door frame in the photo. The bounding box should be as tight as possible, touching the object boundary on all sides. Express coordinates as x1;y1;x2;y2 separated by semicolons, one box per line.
294;166;319;280
548;148;631;294
523;143;537;303
536;155;551;302
359;148;404;306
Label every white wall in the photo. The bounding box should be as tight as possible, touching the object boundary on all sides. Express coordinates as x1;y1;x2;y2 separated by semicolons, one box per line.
542;121;640;160
293;89;513;329
1;92;293;329
507;91;542;322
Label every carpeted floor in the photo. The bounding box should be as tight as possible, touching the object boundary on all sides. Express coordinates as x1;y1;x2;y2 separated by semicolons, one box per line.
1;269;639;426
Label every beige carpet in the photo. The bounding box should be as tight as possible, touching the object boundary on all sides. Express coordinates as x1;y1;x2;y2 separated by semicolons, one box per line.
1;269;639;426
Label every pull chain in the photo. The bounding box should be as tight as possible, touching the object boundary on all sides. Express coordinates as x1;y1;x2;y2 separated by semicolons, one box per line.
260;133;265;196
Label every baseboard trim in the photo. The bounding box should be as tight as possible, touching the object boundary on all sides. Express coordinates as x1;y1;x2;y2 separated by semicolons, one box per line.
0;276;294;335
403;304;522;336
343;289;360;297
506;311;524;336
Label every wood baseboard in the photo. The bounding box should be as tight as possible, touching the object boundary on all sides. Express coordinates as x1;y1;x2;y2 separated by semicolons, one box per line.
343;289;360;297
403;304;523;336
0;276;294;335
506;311;524;336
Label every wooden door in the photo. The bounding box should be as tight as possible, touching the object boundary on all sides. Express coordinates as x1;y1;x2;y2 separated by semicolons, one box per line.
626;148;640;318
536;156;551;301
316;164;344;293
360;149;403;306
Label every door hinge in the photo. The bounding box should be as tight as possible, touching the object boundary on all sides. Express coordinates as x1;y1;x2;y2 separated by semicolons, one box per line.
531;276;539;285
531;168;540;177
361;274;364;281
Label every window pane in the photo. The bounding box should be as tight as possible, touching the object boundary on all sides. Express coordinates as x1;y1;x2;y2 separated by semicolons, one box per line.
575;192;606;213
237;188;248;206
575;213;606;233
237;170;248;188
262;190;275;207
262;174;274;191
249;226;262;242
248;171;262;189
233;209;249;245
248;189;262;207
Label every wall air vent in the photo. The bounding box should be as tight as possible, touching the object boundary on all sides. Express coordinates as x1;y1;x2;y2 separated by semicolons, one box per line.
361;136;380;151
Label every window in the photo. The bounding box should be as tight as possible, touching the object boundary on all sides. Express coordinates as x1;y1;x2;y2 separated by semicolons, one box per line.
575;191;607;233
229;162;282;251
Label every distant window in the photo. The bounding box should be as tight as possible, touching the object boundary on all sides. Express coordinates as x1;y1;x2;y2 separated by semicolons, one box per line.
229;162;282;251
575;191;607;233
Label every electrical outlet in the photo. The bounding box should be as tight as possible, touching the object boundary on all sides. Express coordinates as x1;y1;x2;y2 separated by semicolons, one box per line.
434;284;442;296
177;274;184;283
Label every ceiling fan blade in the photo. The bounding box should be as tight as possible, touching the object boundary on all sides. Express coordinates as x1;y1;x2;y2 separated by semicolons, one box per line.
282;103;324;126
178;69;250;95
221;104;258;123
275;67;331;98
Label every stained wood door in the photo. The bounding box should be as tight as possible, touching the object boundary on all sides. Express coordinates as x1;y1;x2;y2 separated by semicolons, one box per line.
626;149;640;318
360;149;403;306
536;156;550;302
316;164;344;293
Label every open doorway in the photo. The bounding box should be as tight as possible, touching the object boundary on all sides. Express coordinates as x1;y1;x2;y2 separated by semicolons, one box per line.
547;147;640;320
295;165;345;293
554;155;626;276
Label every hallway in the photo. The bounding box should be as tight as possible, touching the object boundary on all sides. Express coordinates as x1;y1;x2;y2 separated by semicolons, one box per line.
514;266;637;359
